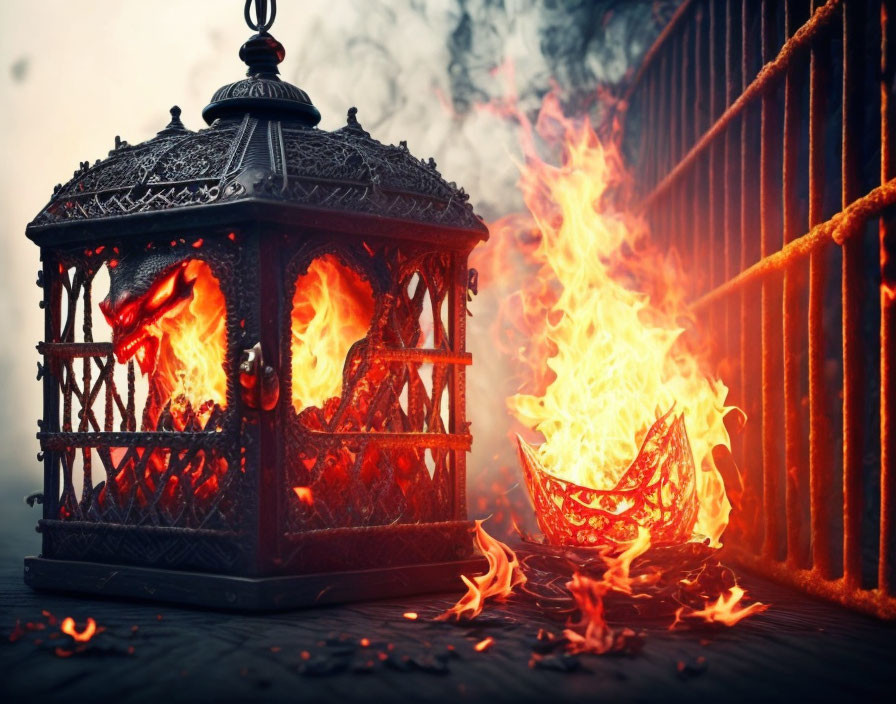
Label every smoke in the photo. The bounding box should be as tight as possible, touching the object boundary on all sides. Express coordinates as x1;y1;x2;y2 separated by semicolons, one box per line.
0;1;676;528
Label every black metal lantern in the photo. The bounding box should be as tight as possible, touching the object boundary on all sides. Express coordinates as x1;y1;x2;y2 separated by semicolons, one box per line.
23;1;488;609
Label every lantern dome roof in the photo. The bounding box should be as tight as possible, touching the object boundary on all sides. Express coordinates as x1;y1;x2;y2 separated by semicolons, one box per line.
27;26;487;244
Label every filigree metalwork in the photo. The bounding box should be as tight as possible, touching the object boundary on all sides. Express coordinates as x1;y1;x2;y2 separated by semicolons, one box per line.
29;109;486;233
24;1;487;602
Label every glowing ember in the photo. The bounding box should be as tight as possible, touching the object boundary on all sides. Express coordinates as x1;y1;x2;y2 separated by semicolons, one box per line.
483;92;734;547
60;617;97;643
670;585;770;629
293;486;314;506
518;408;696;549
402;612;419;620
291;254;374;413
436;520;526;621
474;636;495;652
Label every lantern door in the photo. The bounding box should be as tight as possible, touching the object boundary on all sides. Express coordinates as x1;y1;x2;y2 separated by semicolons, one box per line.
260;230;474;575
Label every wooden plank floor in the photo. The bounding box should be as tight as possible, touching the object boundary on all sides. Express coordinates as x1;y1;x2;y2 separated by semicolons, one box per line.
2;480;895;703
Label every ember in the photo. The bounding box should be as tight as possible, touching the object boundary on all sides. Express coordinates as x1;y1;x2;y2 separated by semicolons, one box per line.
60;617;97;643
473;636;495;652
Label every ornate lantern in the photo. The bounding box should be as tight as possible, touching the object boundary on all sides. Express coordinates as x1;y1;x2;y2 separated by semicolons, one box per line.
24;0;487;609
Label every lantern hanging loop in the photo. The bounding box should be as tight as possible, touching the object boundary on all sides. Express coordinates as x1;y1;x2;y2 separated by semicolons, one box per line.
245;0;277;33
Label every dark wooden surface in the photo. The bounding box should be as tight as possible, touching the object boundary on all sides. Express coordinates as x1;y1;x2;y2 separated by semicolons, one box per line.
2;479;895;703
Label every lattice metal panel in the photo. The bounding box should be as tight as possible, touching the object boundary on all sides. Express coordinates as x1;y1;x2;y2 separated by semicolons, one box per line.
37;236;250;570
282;240;469;535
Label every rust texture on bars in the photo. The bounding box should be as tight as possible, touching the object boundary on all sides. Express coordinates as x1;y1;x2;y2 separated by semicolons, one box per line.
623;0;896;618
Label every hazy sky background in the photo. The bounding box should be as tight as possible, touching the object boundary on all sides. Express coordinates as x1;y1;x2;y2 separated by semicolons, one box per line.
0;1;670;512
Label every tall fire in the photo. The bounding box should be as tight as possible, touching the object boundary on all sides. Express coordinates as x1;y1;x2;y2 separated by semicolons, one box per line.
436;89;765;641
477;93;736;549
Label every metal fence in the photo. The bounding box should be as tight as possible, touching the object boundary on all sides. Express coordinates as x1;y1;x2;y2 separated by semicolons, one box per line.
622;0;896;618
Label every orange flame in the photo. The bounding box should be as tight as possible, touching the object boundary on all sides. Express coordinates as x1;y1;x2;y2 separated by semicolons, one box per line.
436;520;527;621
562;528;652;654
60;617;97;643
483;92;734;546
671;585;770;629
290;254;374;413
152;259;227;429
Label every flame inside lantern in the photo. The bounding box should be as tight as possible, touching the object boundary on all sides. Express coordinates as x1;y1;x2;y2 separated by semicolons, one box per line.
290;254;375;413
150;259;228;429
482;93;735;547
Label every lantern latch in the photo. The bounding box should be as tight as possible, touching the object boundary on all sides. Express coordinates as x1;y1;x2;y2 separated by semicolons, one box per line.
239;342;279;411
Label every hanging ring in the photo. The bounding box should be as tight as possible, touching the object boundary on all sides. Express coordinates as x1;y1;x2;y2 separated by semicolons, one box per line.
244;0;277;33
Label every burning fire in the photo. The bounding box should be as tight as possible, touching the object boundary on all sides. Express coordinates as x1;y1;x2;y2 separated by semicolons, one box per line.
479;93;734;547
99;256;228;511
671;585;770;629
291;254;374;413
103;257;228;430
437;520;526;621
563;528;652;654
149;259;227;429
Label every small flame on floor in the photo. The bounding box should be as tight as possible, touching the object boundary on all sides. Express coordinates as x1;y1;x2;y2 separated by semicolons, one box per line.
563;528;652;654
436;520;526;621
670;585;770;629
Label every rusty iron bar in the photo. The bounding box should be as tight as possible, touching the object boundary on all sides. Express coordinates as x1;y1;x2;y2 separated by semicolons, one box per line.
640;0;843;213
693;179;896;311
807;0;834;580
622;0;697;109
759;0;785;562
881;0;896;597
739;0;761;552
670;30;682;254
708;0;720;317
840;0;867;593
376;349;472;365
723;0;738;366
693;4;706;292
782;0;808;568
680;18;693;281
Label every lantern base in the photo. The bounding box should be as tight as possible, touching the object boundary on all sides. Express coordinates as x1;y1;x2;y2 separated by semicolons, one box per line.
23;556;486;611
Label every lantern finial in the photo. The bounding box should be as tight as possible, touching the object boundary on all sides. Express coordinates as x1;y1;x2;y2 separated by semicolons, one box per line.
202;0;319;126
